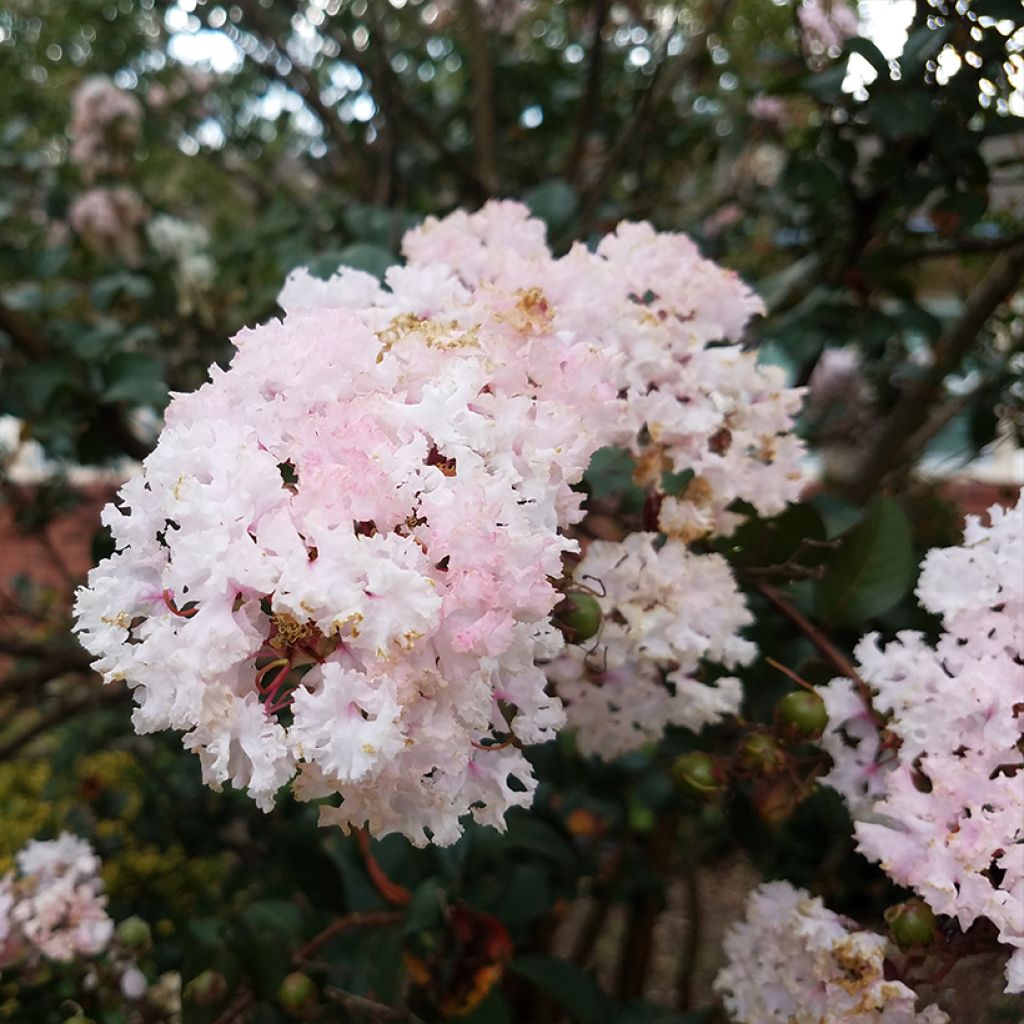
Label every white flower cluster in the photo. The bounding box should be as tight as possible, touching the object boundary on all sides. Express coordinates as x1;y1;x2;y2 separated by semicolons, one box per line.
75;201;803;844
68;76;147;262
1;833;113;966
147;214;215;311
69;186;148;265
819;492;1024;992
715;881;949;1024
547;534;755;759
69;75;143;180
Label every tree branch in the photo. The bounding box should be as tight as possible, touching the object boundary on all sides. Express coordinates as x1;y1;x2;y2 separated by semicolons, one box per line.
318;9;488;201
615;809;678;1000
573;0;734;240
565;0;611;185
844;240;1024;503
0;682;123;762
461;0;500;196
229;0;348;177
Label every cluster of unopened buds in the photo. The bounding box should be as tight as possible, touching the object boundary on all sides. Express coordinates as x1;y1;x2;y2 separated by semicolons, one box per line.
75;200;805;845
668;684;829;824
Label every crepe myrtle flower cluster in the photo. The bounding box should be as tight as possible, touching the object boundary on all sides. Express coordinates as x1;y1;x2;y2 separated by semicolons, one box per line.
546;534;756;760
0;833;113;967
75;201;804;845
715;881;949;1023
69;75;143;180
819;492;1024;993
69;185;148;266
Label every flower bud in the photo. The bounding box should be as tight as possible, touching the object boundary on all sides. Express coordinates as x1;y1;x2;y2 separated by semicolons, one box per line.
116;915;152;949
738;732;787;776
554;590;602;644
777;690;828;738
672;751;721;798
277;972;319;1017
885;899;937;948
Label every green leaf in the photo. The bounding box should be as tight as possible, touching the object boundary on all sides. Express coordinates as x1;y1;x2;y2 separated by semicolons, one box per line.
501;816;577;868
846;37;889;75
325;242;397;280
868;90;938;140
509;955;614;1024
496;864;553;929
341;203;422;247
91;273;153;311
0;362;79;416
805;61;849;98
67;320;123;361
231;900;306;999
971;0;1023;19
584;446;644;511
101;352;168;406
2;282;44;313
815;497;914;626
727;503;826;569
524;180;580;234
900;25;952;69
403;877;445;936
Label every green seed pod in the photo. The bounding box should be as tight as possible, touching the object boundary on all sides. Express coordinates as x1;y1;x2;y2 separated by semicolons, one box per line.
885;899;937;948
777;690;828;738
738;732;787;776
277;972;318;1017
184;969;228;1006
115;915;152;949
672;751;721;798
554;590;602;643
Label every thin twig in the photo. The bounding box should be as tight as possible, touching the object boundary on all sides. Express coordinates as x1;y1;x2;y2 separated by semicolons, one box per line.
845;240;1024;503
764;656;816;693
293;910;404;963
325;986;424;1023
755;583;882;724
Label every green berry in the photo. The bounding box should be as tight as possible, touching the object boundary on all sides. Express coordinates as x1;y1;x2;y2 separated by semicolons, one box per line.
672;751;720;797
777;690;828;738
554;591;602;643
885;899;937;948
184;969;228;1006
277;972;318;1016
116;915;152;949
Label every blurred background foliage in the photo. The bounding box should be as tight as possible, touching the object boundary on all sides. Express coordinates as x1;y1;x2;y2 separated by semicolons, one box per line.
0;0;1022;1021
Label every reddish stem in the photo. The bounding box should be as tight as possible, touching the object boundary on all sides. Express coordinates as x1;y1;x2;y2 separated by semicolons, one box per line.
356;828;412;907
